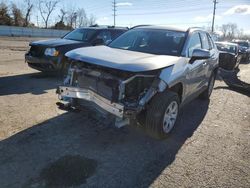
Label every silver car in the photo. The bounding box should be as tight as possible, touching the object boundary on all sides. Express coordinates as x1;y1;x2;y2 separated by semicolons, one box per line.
57;26;219;139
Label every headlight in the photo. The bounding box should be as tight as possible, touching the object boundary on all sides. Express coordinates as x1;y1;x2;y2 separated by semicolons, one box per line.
123;75;156;100
26;46;31;54
44;48;59;56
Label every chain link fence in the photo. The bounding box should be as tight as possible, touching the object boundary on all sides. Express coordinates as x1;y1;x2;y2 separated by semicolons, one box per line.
0;26;70;38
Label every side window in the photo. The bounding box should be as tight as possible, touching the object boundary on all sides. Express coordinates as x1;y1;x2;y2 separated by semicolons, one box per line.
187;32;202;57
207;33;214;50
200;32;210;50
111;30;126;40
97;30;112;44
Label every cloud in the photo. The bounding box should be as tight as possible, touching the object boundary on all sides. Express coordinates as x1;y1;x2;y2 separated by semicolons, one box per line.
244;30;250;35
96;17;109;24
224;5;250;15
194;14;222;22
116;2;133;6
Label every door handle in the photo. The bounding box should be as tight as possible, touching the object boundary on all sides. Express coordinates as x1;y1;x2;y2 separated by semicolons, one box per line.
202;62;207;66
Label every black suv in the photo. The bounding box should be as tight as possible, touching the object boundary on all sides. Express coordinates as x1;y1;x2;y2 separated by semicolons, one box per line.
25;26;128;73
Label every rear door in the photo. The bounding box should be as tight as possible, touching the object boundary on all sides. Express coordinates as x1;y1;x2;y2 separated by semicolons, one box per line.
200;32;218;85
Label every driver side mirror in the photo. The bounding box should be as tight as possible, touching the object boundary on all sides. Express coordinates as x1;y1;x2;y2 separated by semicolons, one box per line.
189;49;210;64
92;38;104;46
238;49;243;55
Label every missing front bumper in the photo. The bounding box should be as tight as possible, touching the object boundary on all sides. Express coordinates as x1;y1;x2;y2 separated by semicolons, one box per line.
57;86;124;118
25;54;58;71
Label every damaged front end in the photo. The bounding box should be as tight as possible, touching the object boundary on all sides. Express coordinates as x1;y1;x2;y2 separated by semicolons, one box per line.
57;60;167;127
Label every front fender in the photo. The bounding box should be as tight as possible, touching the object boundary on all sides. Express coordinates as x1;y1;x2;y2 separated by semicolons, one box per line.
159;58;188;88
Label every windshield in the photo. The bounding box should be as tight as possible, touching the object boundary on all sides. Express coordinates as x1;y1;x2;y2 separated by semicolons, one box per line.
63;29;96;42
109;29;186;56
216;43;237;54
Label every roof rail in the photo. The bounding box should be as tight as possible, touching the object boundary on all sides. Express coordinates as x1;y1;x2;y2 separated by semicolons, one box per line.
89;24;99;27
107;26;129;29
89;24;128;29
130;25;153;29
188;27;203;30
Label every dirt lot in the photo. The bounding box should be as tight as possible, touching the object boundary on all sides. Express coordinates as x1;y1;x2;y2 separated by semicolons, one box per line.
0;37;249;188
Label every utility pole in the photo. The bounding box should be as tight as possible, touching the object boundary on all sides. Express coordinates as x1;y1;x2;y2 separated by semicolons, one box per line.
212;0;218;32
112;0;117;26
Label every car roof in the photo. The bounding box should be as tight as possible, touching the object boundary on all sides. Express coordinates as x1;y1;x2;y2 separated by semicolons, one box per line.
132;25;209;34
215;41;238;46
232;39;249;42
132;25;188;32
77;27;128;31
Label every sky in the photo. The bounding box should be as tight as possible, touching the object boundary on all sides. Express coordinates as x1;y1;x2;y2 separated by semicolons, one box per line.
7;0;250;34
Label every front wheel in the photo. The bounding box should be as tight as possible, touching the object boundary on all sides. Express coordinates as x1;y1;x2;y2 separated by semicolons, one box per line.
58;57;70;77
145;91;180;139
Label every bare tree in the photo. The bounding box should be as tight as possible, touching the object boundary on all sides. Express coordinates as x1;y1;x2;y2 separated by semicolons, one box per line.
66;8;77;29
0;2;12;25
220;23;239;40
228;23;238;39
59;8;66;22
88;14;96;26
76;8;87;27
237;28;244;38
38;0;59;28
221;24;230;38
23;0;33;27
11;3;24;26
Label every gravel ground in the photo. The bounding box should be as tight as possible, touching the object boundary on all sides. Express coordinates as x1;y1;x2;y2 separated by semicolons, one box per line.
0;37;249;188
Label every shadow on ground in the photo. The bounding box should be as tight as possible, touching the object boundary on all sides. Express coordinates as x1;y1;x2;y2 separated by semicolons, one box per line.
0;72;61;96
0;98;209;188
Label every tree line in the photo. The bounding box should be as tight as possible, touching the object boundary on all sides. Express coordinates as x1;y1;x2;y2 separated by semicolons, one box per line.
0;0;249;39
202;22;249;41
0;0;96;30
220;23;249;40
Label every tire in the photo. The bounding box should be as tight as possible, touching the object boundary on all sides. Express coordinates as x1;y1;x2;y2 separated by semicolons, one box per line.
145;91;180;139
199;72;215;100
58;57;69;77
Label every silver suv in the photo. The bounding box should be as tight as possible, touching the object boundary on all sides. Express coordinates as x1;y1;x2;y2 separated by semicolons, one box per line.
57;26;219;138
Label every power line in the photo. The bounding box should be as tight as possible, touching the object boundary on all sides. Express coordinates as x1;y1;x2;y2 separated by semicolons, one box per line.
118;7;215;16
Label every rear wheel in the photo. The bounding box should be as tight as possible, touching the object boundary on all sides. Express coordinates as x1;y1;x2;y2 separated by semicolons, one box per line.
145;91;180;139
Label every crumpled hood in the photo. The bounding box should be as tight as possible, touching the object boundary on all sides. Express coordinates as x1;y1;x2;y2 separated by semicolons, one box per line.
66;46;182;72
30;38;86;47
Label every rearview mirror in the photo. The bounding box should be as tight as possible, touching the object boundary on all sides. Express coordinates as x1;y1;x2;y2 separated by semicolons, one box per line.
190;49;210;64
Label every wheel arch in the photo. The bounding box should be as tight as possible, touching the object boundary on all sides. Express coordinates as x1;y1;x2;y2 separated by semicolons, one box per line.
167;82;183;103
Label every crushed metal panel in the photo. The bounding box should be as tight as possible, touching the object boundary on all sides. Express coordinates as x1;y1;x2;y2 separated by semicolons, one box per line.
58;86;124;118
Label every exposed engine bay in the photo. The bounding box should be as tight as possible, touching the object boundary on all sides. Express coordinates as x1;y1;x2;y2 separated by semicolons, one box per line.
57;60;167;124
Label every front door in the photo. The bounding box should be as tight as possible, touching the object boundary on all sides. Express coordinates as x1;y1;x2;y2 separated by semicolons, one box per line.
185;32;207;98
